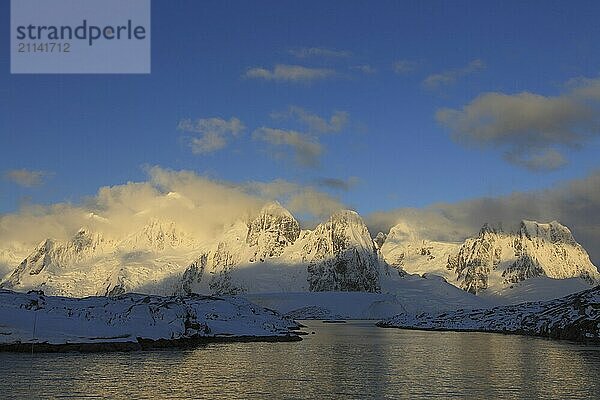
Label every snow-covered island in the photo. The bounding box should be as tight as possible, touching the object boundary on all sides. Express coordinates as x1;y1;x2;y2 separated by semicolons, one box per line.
0;289;300;352
377;285;600;342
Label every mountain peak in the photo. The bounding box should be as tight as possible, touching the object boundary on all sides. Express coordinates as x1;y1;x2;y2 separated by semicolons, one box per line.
386;222;419;243
519;220;576;245
121;218;196;251
373;232;387;249
329;209;365;226
258;201;294;218
479;223;502;236
245;201;300;261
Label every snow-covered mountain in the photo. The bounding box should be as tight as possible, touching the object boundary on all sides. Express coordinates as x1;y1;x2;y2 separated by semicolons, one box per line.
120;218;199;251
380;219;600;301
1;202;384;297
380;222;461;281
450;221;599;293
246;202;301;262
1;220;204;297
0;248;27;279
2;202;597;308
177;206;383;295
302;210;381;292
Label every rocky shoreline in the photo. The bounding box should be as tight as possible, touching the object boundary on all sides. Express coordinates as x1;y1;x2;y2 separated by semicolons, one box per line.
377;286;600;343
0;334;302;353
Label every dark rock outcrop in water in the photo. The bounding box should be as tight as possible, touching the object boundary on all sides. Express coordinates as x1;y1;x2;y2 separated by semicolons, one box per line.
377;286;600;342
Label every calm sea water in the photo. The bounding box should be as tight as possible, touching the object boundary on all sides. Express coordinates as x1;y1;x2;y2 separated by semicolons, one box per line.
1;320;599;399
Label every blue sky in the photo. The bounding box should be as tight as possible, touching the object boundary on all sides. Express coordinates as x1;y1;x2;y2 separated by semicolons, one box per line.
2;0;600;217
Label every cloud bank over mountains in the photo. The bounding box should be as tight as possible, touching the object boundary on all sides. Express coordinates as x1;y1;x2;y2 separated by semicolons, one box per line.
2;166;600;265
0;166;345;252
367;170;600;263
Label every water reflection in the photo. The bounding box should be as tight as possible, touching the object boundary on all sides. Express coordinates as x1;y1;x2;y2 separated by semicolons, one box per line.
1;321;599;399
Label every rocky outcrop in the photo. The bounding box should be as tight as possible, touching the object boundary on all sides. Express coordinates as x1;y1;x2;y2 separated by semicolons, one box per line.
449;221;599;294
373;232;387;250
303;211;381;292
246;202;300;262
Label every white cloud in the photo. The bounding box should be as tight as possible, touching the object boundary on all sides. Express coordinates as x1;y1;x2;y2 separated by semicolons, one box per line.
424;59;485;89
437;77;600;170
178;117;245;154
4;169;52;188
392;60;418;74
252;127;322;167
244;64;335;83
350;65;377;74
288;47;352;58
271;106;348;134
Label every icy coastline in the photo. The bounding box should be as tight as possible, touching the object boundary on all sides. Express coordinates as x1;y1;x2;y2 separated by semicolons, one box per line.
0;289;300;352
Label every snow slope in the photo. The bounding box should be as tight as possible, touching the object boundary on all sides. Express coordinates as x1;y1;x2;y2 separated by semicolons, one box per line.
380;222;460;283
0;248;25;280
0;289;299;351
246;277;491;320
377;285;600;342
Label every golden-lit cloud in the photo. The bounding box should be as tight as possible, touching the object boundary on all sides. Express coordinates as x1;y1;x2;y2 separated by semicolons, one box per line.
0;167;347;253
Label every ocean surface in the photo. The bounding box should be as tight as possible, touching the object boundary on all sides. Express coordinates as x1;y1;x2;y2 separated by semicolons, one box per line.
1;320;599;399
